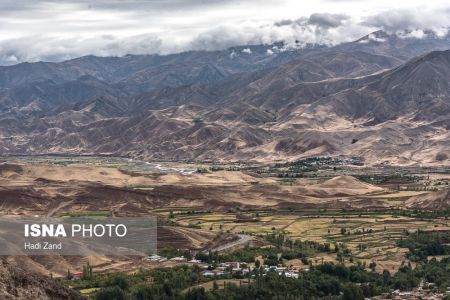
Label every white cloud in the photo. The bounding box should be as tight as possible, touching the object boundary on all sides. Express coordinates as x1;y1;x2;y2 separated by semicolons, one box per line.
0;0;448;64
397;29;426;39
0;34;163;64
242;48;252;54
362;8;450;33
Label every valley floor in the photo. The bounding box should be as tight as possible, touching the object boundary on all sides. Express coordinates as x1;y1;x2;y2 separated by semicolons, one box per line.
1;156;450;299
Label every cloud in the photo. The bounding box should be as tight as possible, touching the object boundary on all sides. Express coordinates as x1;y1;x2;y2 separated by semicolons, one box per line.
274;13;349;29
0;34;163;64
362;8;450;32
270;13;367;46
0;1;449;65
185;19;369;53
274;19;296;27
308;13;349;28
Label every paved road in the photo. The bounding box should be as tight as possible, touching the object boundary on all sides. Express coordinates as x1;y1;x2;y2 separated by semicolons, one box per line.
210;234;253;252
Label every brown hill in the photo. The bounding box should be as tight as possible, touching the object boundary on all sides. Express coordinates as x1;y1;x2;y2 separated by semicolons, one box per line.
316;175;382;191
301;175;385;197
405;189;450;210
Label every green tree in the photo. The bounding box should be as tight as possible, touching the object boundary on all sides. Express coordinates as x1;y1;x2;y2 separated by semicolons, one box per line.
82;261;93;280
255;259;261;269
342;283;364;300
105;273;129;291
132;285;154;300
95;286;126;300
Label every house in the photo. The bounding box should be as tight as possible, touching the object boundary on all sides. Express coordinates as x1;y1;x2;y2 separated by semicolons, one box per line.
72;271;83;280
188;259;202;264
201;270;225;277
241;268;251;275
146;254;167;262
289;265;307;271
222;262;240;269
284;271;299;279
170;256;187;262
202;271;216;277
264;266;277;272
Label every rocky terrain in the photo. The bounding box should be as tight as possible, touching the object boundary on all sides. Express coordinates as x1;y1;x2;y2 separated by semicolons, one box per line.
0;259;86;300
1;30;450;165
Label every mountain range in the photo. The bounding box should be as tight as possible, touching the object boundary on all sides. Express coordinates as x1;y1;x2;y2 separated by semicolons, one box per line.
1;30;450;165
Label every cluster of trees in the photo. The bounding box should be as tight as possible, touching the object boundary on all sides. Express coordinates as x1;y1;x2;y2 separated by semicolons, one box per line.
83;261;93;280
192;233;348;268
158;247;193;260
355;174;421;185
277;173;304;178
397;230;450;261
86;254;450;300
184;269;381;300
341;227;374;235
87;266;203;300
185;259;450;300
70;229;450;299
91;262;426;300
397;208;450;219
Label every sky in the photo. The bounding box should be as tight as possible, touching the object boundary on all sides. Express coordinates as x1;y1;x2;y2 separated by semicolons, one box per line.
0;0;449;65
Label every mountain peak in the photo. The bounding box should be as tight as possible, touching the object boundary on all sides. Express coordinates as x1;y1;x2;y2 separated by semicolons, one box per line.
355;30;392;43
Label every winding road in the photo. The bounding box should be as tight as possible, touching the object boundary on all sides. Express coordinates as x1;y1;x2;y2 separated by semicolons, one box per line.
210;234;253;252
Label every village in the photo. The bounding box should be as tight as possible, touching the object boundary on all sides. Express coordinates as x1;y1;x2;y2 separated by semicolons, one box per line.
145;254;305;279
142;254;450;299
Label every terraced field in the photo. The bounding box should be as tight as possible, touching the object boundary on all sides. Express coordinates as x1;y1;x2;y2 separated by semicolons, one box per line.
169;211;450;272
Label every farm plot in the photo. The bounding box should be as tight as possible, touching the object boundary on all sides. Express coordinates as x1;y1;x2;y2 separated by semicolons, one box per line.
172;211;450;272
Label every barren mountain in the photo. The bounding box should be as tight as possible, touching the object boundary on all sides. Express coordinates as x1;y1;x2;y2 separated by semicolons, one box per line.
0;31;450;165
0;43;313;112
